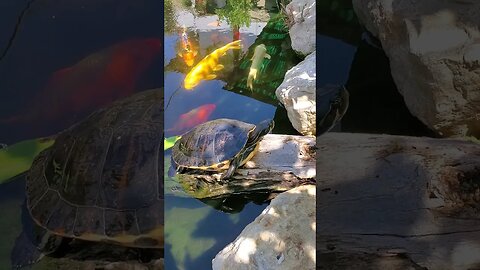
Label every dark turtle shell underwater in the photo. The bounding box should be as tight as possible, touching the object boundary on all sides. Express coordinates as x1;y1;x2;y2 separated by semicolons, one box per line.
26;89;164;248
171;118;274;178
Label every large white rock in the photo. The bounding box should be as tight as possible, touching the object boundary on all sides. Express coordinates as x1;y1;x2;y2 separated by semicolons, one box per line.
286;0;316;55
352;0;480;138
276;52;316;135
212;185;316;270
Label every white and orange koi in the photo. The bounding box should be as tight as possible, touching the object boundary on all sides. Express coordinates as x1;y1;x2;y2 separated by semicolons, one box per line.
178;25;198;67
247;44;270;90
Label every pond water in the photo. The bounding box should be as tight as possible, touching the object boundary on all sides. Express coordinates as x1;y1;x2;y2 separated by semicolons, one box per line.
0;0;162;268
163;1;301;269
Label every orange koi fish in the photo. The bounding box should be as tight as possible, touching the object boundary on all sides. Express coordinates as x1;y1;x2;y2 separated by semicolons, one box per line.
207;20;221;27
167;104;216;135
177;26;198;67
183;40;242;90
1;38;162;126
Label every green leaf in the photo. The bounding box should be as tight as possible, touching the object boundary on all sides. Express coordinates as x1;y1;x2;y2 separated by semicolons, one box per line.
0;138;55;184
164;136;181;150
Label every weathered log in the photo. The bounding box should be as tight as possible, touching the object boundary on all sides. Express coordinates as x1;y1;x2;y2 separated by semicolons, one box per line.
31;240;163;270
317;133;480;270
176;134;316;199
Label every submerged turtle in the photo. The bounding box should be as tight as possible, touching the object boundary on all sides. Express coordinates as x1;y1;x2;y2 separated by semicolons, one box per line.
171;118;274;180
12;89;164;267
317;85;349;135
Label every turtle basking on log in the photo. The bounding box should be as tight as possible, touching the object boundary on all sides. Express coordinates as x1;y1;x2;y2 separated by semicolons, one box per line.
170;119;274;180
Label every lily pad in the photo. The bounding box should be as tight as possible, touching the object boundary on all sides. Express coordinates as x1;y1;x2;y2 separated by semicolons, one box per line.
0;138;55;184
164;135;181;150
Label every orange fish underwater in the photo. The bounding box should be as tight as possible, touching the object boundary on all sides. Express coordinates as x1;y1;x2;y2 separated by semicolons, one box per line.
167;104;216;135
183;40;242;90
2;38;162;126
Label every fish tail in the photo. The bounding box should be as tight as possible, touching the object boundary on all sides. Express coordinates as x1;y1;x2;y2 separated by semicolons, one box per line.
221;40;242;53
247;74;253;90
228;40;242;50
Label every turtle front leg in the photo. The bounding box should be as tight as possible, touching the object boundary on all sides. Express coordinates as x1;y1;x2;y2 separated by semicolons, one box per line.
220;158;241;180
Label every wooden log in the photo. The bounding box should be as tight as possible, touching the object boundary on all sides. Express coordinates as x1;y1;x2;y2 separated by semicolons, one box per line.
317;132;480;270
176;134;316;199
31;240;163;270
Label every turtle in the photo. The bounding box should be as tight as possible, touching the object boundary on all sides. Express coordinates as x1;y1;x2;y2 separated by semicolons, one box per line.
317;85;349;135
171;118;274;180
11;89;164;268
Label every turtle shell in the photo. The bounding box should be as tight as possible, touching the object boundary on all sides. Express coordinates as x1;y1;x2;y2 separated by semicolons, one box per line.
172;118;256;170
26;89;164;248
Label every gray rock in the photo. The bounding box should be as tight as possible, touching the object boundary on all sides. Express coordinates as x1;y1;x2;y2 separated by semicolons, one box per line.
285;0;316;55
276;52;316;136
352;0;480;137
212;185;316;270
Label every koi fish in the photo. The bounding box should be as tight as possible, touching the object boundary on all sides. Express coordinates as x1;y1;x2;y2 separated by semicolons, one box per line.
247;44;270;90
183;40;242;90
1;38;162;126
167;104;216;135
178;26;198;67
207;20;221;27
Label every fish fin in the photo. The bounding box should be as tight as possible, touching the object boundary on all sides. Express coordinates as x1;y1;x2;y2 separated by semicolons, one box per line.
213;64;224;71
265;53;271;59
247;76;253;91
206;74;217;80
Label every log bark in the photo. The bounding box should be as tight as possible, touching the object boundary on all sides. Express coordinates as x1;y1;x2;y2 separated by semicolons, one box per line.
176;134;316;199
317;133;480;270
32;240;163;270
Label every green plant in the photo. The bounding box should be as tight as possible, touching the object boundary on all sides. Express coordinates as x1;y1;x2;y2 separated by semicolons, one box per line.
182;0;193;7
215;0;253;28
164;0;177;34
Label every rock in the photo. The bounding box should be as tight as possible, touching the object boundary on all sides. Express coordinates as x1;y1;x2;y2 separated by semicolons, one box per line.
285;0;316;55
212;185;316;270
352;0;480;138
276;52;316;135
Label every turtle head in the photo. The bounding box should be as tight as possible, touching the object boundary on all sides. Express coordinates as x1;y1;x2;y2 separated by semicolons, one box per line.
317;86;349;135
257;119;274;136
